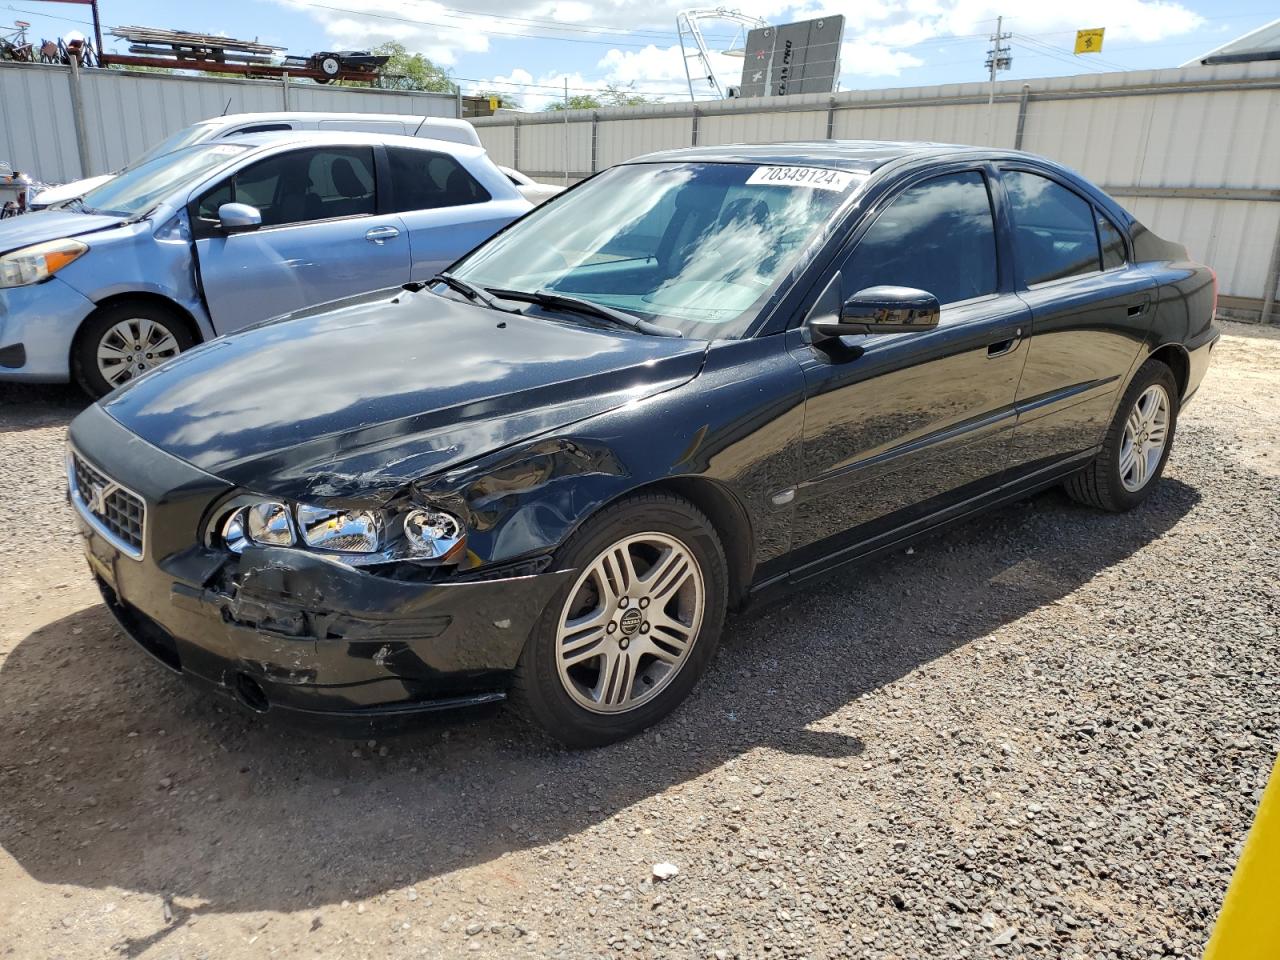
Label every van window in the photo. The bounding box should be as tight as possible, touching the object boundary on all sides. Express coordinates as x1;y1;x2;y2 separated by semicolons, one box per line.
386;146;490;211
227;124;292;136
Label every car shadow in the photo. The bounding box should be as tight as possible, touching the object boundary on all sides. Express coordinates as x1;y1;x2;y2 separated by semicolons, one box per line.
0;383;87;433
0;479;1199;951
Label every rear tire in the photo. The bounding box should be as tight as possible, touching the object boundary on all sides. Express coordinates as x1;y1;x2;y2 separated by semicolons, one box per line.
72;301;195;399
1065;358;1179;512
510;493;728;748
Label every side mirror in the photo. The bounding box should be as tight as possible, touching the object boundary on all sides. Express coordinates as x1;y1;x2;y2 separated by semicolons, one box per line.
808;285;941;339
217;202;262;233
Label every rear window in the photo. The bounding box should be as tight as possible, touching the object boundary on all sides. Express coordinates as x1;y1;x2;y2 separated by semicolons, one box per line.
386;146;491;211
1004;170;1102;285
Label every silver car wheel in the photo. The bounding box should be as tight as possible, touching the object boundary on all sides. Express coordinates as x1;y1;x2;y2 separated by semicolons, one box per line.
555;531;705;715
96;317;181;388
1119;383;1171;493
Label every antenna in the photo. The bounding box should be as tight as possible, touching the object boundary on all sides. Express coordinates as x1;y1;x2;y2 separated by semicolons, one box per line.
220;96;232;116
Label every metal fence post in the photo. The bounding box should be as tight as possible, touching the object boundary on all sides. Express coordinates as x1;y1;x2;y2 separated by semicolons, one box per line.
1014;84;1031;150
590;110;598;173
691;107;699;146
1261;220;1280;324
826;96;835;140
513;117;520;172
67;59;93;178
281;72;289;110
455;85;463;119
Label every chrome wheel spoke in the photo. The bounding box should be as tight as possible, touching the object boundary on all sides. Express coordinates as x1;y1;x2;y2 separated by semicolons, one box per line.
555;530;706;715
1118;383;1171;493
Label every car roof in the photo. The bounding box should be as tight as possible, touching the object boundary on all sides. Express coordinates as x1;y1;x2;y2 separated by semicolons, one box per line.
627;140;1012;174
230;129;488;158
195;111;429;128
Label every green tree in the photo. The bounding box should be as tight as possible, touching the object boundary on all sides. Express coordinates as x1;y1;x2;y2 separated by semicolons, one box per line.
370;40;454;92
602;82;653;106
544;93;603;111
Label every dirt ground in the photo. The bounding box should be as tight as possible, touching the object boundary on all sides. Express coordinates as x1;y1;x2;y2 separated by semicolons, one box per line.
0;321;1276;960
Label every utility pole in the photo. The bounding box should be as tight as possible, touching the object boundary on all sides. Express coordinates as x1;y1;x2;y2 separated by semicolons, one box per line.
563;77;570;186
985;16;1012;145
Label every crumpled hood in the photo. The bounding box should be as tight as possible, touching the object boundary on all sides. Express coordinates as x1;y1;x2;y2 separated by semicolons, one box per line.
102;290;707;503
0;209;126;253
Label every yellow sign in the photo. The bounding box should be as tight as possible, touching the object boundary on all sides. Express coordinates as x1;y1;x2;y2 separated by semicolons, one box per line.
488;95;500;112
1074;28;1105;54
1205;755;1280;960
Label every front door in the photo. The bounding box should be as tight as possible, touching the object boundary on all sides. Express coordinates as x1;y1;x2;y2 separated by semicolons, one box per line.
192;144;411;333
788;168;1031;577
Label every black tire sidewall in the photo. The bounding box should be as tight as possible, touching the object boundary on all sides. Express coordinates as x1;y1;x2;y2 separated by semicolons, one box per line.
515;496;727;747
1105;362;1180;510
72;303;194;398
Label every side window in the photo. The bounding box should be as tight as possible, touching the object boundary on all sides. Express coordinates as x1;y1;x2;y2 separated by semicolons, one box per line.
226;123;292;136
1003;170;1102;284
843;171;998;306
386;146;491;212
195;147;376;228
1098;212;1127;270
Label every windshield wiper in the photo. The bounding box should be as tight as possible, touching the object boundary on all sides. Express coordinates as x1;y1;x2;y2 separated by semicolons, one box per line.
485;288;683;338
423;272;507;312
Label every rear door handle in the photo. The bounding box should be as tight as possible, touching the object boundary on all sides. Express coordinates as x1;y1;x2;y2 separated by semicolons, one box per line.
365;226;400;243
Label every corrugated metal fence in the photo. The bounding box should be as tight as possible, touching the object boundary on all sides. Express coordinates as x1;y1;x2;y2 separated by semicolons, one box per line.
0;61;459;184
474;62;1280;321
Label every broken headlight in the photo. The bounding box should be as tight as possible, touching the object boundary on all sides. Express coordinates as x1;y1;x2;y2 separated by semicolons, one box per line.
214;499;465;566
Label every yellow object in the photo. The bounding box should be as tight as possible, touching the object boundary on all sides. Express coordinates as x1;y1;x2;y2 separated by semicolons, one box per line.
1074;29;1105;54
1204;754;1280;959
489;95;500;112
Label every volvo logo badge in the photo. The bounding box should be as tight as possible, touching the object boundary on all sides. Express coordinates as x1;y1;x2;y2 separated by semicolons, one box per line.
619;607;643;636
87;482;109;515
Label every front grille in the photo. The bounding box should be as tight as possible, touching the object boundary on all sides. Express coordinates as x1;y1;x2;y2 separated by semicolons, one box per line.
69;449;146;558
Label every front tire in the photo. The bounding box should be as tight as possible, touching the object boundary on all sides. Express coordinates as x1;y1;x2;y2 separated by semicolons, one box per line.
72;302;194;398
510;493;728;748
1065;358;1179;511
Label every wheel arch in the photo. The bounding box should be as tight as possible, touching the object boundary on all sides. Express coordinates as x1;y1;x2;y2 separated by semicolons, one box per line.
571;475;756;610
1147;342;1190;402
69;292;204;366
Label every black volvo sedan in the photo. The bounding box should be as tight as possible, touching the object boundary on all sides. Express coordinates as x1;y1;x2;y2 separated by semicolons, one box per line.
67;141;1218;746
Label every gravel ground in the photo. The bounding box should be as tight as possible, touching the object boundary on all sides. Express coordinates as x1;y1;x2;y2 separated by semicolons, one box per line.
0;321;1276;960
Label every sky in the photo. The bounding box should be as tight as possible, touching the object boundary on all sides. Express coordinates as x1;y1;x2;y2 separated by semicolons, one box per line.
6;0;1277;110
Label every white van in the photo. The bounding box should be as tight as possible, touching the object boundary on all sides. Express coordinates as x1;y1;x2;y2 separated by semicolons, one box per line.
31;112;549;208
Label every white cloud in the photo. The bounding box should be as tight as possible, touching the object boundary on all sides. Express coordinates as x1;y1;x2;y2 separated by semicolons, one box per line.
274;0;1206;98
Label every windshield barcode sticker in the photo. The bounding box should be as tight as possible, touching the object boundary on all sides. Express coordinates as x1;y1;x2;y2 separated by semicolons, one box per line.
746;166;857;192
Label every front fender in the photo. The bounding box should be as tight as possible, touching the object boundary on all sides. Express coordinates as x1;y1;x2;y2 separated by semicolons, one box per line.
417;336;807;582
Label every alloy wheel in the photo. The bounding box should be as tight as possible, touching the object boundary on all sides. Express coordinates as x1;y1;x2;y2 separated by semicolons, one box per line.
555;531;705;714
1119;383;1171;492
96;317;181;388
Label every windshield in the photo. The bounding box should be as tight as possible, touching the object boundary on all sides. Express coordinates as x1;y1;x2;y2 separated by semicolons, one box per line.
80;143;247;218
130;123;216;168
450;161;865;339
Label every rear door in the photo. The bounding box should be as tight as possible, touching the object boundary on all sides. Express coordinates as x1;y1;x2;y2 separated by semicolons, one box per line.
998;167;1157;477
787;167;1031;574
192;144;411;333
383;145;526;280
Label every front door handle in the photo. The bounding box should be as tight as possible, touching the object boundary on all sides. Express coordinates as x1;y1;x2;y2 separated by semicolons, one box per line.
987;328;1022;359
365;226;400;244
1127;302;1147;318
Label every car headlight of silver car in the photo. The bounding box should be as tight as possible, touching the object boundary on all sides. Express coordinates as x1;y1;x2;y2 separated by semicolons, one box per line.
0;238;88;287
214;499;465;566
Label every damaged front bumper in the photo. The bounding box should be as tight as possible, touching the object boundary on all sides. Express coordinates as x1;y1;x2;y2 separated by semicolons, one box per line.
68;405;569;734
